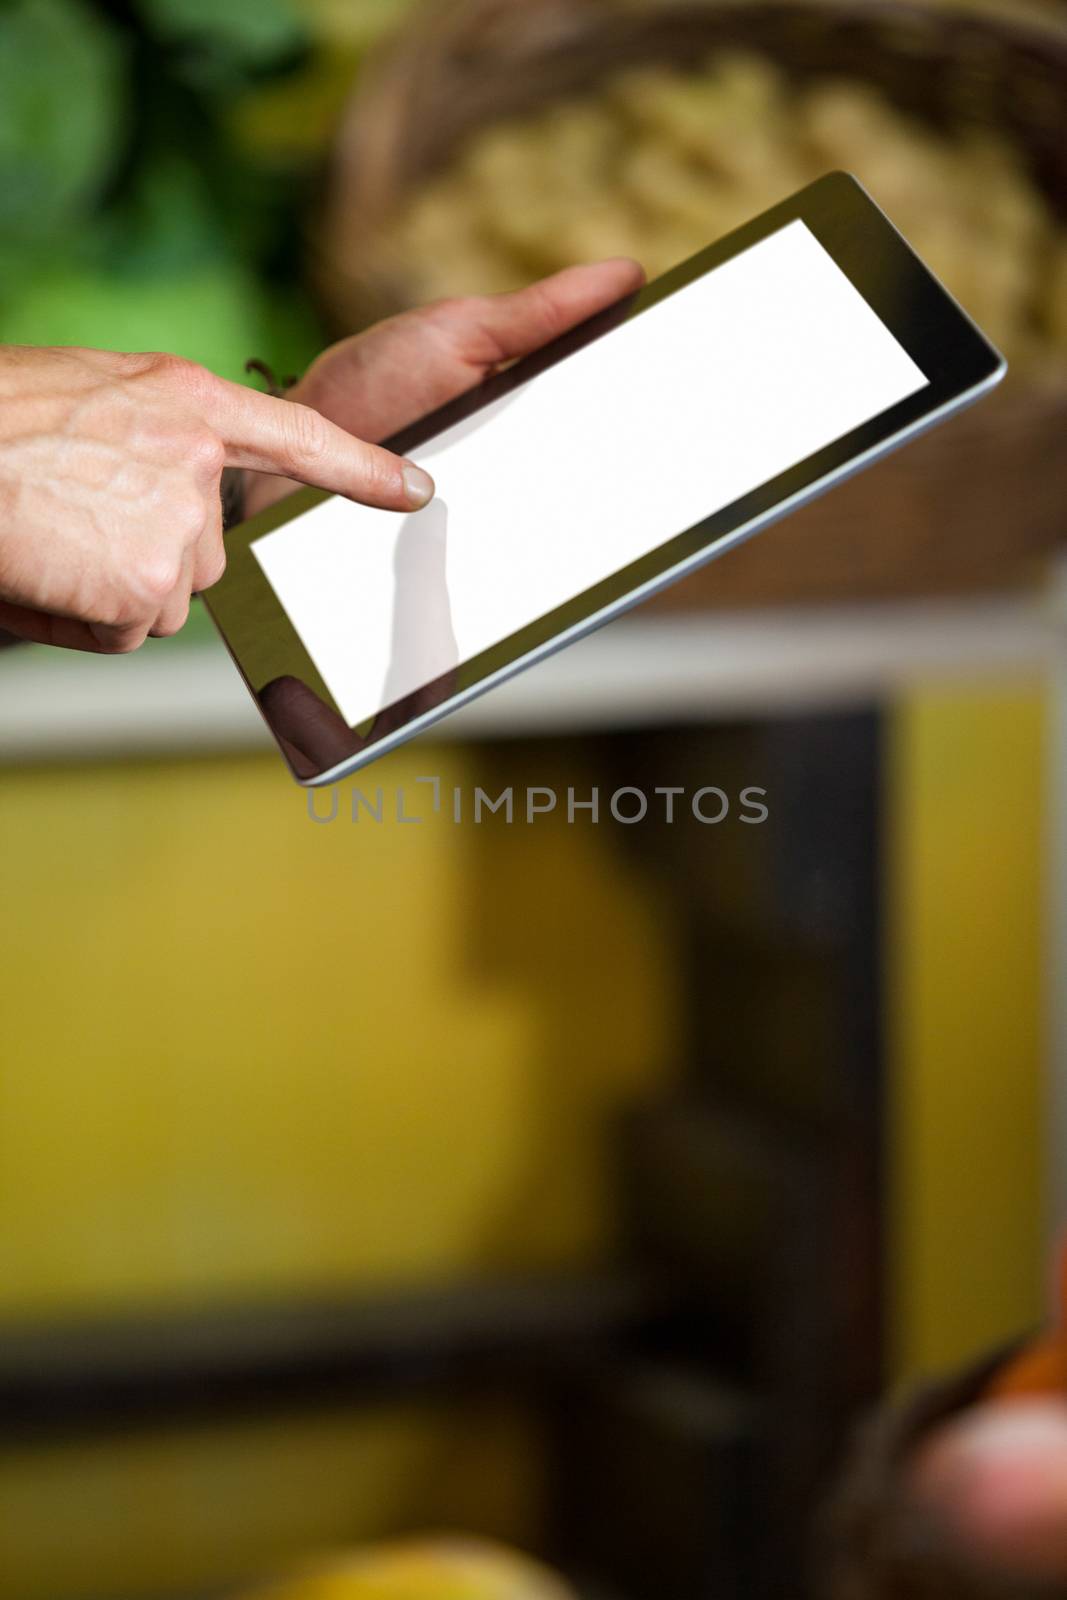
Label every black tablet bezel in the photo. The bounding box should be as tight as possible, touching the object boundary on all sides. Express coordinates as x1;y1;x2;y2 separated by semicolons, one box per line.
205;172;1005;783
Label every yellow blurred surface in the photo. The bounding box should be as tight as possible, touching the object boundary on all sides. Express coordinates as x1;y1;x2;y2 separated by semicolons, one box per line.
0;677;1051;1595
239;1534;572;1600
0;739;677;1597
889;683;1047;1376
0;744;678;1316
0;1400;543;1600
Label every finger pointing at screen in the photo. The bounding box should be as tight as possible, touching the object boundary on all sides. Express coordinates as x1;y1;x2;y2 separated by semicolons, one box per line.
0;262;642;656
0;344;435;655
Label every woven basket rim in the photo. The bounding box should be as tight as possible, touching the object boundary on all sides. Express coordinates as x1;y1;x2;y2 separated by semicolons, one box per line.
326;0;1067;227
313;0;1067;389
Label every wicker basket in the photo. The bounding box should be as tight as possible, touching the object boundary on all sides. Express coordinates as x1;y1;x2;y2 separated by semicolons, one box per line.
314;0;1067;607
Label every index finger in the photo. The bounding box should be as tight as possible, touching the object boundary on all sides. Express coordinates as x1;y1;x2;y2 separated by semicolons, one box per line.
207;378;435;511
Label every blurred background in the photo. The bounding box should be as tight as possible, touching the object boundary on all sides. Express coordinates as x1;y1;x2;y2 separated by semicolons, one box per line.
0;0;1065;1597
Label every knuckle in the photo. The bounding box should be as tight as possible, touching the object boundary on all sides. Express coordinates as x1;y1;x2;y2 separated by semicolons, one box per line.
429;293;477;323
425;294;484;343
172;487;207;541
197;542;226;591
132;550;182;606
140;351;184;381
285;402;330;466
95;618;148;655
111;632;148;655
151;604;189;640
112;350;158;379
365;448;401;502
187;428;226;479
144;352;216;405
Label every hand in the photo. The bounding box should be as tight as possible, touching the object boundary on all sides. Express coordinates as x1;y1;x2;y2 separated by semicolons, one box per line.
243;258;645;517
907;1252;1067;1588
246;259;645;778
824;1320;1067;1598
0;345;436;653
909;1398;1067;1585
257;669;455;783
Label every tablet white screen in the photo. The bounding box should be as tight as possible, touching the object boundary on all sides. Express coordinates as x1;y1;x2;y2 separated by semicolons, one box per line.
252;219;927;727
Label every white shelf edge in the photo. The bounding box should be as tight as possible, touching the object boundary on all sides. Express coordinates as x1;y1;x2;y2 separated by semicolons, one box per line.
0;594;1063;764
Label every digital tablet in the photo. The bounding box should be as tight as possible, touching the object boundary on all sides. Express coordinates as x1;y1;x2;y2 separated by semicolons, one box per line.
206;172;1006;786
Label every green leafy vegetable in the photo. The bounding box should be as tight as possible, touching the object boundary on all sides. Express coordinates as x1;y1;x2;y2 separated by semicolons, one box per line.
0;0;125;252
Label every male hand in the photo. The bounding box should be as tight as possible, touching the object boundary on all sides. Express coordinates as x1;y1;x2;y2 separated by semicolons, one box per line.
0;345;436;653
825;1246;1067;1599
244;258;645;516
0;259;642;655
